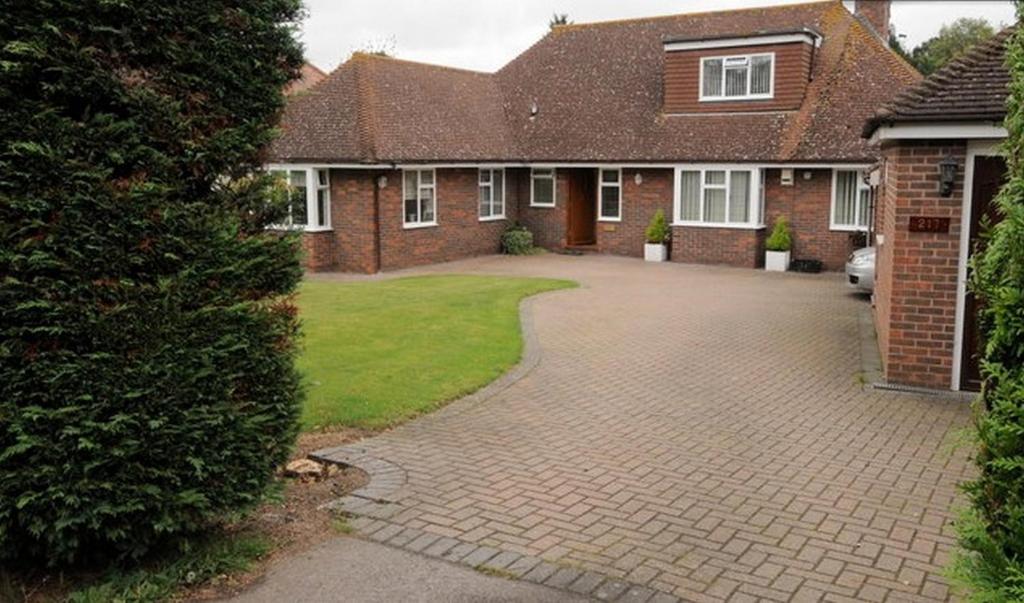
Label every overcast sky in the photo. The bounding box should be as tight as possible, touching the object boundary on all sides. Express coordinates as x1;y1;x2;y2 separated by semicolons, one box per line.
298;0;1016;73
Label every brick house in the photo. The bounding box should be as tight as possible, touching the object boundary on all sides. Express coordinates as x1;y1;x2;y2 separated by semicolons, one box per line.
266;0;918;273
864;29;1012;393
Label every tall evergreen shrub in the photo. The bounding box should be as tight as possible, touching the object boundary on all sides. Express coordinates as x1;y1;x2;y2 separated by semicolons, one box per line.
0;0;305;565
954;8;1024;600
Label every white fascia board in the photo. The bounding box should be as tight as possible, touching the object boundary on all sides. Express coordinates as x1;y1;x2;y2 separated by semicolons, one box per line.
873;122;1008;142
269;161;876;170
664;32;818;52
266;162;393;169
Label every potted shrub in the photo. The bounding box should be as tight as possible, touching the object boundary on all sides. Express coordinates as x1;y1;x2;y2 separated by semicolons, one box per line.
765;216;792;272
644;209;670;262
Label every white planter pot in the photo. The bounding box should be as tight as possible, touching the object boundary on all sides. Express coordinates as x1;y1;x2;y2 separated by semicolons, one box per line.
644;243;668;262
765;250;791;272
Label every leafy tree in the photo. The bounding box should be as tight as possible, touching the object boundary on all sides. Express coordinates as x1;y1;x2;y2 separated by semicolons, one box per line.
549;13;572;30
0;0;305;566
952;5;1024;600
912;18;996;75
888;24;913;64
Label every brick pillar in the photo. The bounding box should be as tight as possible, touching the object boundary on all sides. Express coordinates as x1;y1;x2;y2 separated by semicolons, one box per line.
873;140;966;389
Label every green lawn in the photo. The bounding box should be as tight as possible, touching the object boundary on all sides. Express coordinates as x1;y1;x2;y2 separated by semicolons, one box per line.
297;275;576;430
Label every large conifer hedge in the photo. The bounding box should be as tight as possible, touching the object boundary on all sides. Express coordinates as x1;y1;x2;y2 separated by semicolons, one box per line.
955;6;1024;600
0;0;305;565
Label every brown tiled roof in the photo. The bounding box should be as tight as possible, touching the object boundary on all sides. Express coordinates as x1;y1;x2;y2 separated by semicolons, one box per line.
270;54;518;163
863;28;1013;137
269;0;920;164
284;62;327;95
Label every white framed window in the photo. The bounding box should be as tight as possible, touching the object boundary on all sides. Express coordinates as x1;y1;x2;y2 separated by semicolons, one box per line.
403;169;437;228
831;170;872;231
598;168;622;221
266;166;331;231
530;168;556;207
674;166;763;228
479;168;505;220
314;169;330;228
700;53;774;101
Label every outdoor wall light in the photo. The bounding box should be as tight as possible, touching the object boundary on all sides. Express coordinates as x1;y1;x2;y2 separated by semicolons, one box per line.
634;172;643;186
377;175;388;189
939;157;958;197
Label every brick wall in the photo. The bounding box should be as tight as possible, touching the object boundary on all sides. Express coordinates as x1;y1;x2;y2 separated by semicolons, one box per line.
298;169;378;273
873;140;966;389
874;153;896;378
379;168;514;271
763;168;861;271
301;231;337;271
596;169;674;257
516;168;570;249
300;165;864;274
332;170;379;273
672;226;766;267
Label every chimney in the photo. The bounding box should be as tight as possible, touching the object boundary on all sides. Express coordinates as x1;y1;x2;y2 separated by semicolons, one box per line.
854;0;891;43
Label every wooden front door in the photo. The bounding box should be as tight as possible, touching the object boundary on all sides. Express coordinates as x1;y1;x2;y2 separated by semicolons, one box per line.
566;169;596;246
960;155;1007;391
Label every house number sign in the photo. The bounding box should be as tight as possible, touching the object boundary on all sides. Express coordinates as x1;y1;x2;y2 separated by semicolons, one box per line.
908;216;950;233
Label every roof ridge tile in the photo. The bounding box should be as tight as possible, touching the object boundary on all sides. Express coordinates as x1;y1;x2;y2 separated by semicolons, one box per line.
554;0;836;32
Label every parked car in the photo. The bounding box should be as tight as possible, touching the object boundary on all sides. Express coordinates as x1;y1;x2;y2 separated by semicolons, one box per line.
846;246;876;292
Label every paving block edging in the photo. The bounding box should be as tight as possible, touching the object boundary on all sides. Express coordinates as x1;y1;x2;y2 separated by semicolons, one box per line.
310;441;680;603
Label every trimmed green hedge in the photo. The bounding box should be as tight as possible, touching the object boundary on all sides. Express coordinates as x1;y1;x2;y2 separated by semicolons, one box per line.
0;0;305;565
953;10;1024;600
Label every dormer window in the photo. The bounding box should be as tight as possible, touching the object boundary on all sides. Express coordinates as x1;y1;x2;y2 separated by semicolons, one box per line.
700;53;773;101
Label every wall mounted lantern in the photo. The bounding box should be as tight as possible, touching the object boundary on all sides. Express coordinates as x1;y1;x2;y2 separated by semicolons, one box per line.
377;175;388;189
939;157;958;197
634;172;643;186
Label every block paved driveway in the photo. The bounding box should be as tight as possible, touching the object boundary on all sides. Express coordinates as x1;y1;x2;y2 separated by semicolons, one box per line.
316;254;973;602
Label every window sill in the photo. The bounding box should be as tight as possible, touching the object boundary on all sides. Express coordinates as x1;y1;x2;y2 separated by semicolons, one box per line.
530;203;556;209
698;94;774;103
403;222;438;230
829;225;869;233
598;217;622;223
479;215;507;222
673;222;766;230
268;225;333;233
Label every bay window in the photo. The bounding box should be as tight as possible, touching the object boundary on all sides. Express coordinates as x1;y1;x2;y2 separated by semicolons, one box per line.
831;170;872;231
675;167;762;227
479;168;505;220
598;168;621;221
701;53;773;101
404;169;436;227
531;168;556;207
267;166;331;230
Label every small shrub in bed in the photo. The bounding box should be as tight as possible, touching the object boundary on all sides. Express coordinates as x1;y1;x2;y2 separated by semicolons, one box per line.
501;224;535;255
